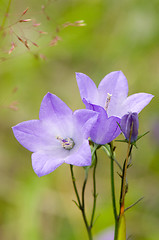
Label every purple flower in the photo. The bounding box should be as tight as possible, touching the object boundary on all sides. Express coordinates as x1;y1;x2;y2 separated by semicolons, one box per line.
12;93;99;177
76;71;153;144
76;71;154;118
86;103;121;145
120;112;139;142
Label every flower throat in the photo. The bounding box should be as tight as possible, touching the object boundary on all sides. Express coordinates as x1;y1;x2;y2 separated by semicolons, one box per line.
56;136;75;150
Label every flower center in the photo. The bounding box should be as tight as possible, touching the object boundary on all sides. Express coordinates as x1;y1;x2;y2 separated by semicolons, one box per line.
104;93;112;111
56;136;75;150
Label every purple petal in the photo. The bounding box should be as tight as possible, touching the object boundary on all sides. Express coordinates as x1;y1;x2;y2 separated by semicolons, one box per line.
32;150;65;177
65;140;91;166
98;71;128;116
82;98;95;110
121;93;154;117
39;92;72;121
88;104;121;144
12;119;72;152
12;120;53;152
73;109;99;138
76;73;98;104
39;92;75;137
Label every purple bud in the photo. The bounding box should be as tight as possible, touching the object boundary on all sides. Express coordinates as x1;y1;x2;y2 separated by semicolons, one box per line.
120;112;139;142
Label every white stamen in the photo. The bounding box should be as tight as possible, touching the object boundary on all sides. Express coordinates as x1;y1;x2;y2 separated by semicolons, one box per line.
56;136;75;150
104;93;112;111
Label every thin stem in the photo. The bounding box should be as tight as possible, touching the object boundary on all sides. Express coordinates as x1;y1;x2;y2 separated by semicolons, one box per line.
109;142;118;240
124;197;144;212
119;124;133;215
82;168;88;211
70;165;81;207
81;169;91;238
90;150;98;228
70;165;93;240
1;0;12;29
110;142;118;220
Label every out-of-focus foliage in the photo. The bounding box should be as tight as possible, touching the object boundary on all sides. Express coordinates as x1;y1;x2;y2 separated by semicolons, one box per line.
0;0;158;239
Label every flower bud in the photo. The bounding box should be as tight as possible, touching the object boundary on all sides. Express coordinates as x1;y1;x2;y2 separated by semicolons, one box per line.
120;112;139;142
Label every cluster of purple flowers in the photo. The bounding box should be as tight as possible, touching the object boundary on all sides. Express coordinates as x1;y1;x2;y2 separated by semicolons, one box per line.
12;71;153;176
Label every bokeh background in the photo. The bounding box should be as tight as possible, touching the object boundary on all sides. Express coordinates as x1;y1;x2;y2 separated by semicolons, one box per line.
0;0;158;239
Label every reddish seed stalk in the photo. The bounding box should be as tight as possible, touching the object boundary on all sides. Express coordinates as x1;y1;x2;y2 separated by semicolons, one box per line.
120;123;133;215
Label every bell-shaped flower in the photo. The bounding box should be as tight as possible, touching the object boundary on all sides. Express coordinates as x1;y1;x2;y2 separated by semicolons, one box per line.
76;71;153;144
12;93;99;177
76;71;153;118
120;112;139;142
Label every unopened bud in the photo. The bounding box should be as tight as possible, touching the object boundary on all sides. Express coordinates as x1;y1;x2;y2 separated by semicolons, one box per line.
120;112;139;142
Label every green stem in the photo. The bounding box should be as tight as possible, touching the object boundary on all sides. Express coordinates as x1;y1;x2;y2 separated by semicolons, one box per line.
70;165;93;240
90;150;98;228
70;165;81;207
81;168;92;239
109;142;118;240
82;168;88;211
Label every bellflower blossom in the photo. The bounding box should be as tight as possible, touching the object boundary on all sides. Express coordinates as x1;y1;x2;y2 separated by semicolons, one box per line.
12;93;99;177
120;112;139;142
76;71;154;144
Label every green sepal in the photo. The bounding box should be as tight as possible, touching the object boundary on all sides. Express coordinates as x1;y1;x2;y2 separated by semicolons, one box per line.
102;144;111;158
84;143;101;169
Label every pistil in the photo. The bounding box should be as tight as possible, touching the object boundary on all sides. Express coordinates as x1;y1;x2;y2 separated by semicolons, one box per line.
104;93;112;111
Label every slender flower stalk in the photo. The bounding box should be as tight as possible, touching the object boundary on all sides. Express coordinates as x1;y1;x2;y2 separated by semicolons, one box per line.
82;168;89;214
109;142;118;240
70;144;99;240
70;165;81;209
116;123;134;240
90;150;98;228
70;165;92;240
119;123;133;216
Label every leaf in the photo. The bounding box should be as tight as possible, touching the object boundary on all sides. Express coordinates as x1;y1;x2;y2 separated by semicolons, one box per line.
136;131;150;141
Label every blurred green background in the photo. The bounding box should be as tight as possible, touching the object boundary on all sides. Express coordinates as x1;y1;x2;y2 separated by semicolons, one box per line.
0;0;158;239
